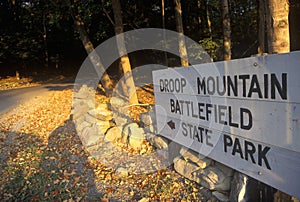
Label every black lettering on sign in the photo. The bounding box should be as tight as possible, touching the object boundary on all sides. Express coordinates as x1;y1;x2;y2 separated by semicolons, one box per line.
170;99;175;113
264;74;269;99
205;129;213;147
245;140;256;164
194;73;287;100
197;77;206;94
227;75;238;96
240;108;253;130
198;102;205;120
159;78;186;93
271;73;287;100
207;76;215;95
218;105;227;125
170;99;182;114
182;122;188;137
181;122;214;147
228;106;239;128
258;144;271;170
232;137;244;159
216;76;226;96
223;134;232;153
238;75;250;97
223;134;271;170
248;75;263;98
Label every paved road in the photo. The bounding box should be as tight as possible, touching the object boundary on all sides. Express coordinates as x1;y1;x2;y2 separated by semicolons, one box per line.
0;83;74;115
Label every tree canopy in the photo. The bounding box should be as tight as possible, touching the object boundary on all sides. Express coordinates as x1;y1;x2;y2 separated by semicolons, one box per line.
0;0;299;76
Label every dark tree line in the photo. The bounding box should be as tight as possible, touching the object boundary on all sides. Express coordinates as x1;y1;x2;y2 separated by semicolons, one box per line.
0;0;299;76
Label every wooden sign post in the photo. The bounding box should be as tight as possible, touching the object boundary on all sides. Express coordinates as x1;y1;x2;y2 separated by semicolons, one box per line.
153;51;300;198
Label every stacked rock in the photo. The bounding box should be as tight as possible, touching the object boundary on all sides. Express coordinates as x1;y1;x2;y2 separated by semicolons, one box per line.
174;147;233;202
72;85;107;147
72;85;235;201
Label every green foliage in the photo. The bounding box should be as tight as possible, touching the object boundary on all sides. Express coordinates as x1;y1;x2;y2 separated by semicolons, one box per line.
199;37;222;61
2;0;296;73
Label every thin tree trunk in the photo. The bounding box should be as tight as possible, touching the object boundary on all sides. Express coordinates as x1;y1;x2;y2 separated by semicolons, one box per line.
197;0;201;25
69;1;113;96
206;0;212;39
266;0;290;53
174;0;189;66
162;0;168;66
42;13;49;68
111;0;139;104
221;0;231;60
258;0;266;54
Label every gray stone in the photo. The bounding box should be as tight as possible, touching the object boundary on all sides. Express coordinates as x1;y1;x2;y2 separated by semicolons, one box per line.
180;147;212;169
144;125;155;133
74;85;94;99
109;97;128;109
215;162;234;177
129;134;145;150
146;133;168;150
173;157;202;184
80;126;100;147
94;108;113;121
105;127;123;142
157;148;169;160
95;120;110;127
72;103;90;120
94;121;110;136
115;167;129;177
85;99;94;108
139;112;152;127
75;120;92;132
214;177;232;191
199;166;232;191
113;113;129;126
212;191;229;202
127;124;146;150
84;113;98;124
168;141;182;161
122;123;144;144
98;125;110;135
202;166;226;185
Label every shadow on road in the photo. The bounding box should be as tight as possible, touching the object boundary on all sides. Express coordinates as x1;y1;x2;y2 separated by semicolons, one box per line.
44;84;74;91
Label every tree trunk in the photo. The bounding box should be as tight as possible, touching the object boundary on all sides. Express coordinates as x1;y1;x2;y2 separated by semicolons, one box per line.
173;0;189;66
221;0;231;60
266;0;290;53
197;0;201;25
266;0;294;200
258;0;266;54
111;0;139;104
162;0;168;66
42;13;49;68
206;0;212;40
69;1;113;96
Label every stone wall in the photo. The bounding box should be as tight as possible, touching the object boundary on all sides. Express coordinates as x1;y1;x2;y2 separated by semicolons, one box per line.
71;85;298;202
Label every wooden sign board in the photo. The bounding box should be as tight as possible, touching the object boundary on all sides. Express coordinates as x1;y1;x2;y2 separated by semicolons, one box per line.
153;51;300;198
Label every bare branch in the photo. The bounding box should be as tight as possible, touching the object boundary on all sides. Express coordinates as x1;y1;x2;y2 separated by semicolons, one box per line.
103;8;115;26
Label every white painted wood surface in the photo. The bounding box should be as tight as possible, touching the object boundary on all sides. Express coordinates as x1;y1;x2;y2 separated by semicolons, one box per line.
153;51;300;198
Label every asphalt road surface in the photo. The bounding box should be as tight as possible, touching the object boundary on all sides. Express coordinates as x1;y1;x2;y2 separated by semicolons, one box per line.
0;83;73;115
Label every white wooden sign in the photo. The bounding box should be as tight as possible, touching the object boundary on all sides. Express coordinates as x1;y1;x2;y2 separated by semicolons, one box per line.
153;51;300;198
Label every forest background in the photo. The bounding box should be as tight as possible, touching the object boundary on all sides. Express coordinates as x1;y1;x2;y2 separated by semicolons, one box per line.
0;0;299;78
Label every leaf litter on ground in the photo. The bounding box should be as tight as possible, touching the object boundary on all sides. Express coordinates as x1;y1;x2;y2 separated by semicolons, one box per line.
0;85;211;201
